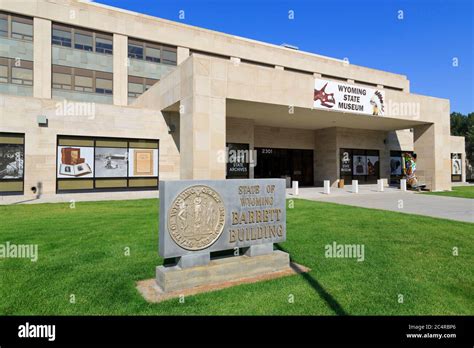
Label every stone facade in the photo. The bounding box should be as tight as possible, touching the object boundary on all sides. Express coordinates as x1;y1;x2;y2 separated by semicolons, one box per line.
0;0;466;203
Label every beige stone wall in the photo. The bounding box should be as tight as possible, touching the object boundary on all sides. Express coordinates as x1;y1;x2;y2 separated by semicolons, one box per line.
0;94;180;200
2;0;409;91
314;128;338;186
142;54;455;191
254;126;314;150
387;129;414;152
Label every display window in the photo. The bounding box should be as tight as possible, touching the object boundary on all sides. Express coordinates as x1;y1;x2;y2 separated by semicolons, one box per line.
0;133;24;195
56;135;159;193
340;148;379;184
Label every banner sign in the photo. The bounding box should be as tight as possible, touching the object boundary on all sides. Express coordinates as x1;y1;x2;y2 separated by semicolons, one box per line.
314;79;385;116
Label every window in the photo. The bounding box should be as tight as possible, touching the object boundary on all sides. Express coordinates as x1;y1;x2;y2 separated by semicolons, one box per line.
128;42;143;60
74;69;93;93
56;135;159;193
95;35;113;55
11;60;33;86
52;24;113;55
162;47;177;65
74;30;93;51
340;148;380;184
0;13;7;37
52;66;113;95
52;65;72;90
52;26;72;47
0;58;8;83
95;72;113;94
0;132;25;195
11;15;33;41
145;45;160;63
128;76;158;98
128;38;177;66
0;58;33;85
128;76;144;98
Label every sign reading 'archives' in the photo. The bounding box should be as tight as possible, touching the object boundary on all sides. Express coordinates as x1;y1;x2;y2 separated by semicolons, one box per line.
314;79;385;116
159;179;286;258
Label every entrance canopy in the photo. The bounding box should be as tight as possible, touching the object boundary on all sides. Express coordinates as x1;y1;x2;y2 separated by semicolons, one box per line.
226;99;428;132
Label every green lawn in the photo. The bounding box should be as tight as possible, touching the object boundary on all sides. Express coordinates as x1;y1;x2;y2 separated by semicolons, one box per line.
0;198;472;315
422;185;474;199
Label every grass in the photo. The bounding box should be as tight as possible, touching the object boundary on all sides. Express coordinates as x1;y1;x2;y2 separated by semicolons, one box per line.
0;198;472;315
422;185;474;199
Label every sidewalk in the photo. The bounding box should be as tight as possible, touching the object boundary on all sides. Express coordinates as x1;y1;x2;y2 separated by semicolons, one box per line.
287;185;474;223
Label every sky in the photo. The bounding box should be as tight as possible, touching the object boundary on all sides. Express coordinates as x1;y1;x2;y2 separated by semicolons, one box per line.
94;0;473;114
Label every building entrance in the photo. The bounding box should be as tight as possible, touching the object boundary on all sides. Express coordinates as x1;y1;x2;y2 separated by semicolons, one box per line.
254;147;314;186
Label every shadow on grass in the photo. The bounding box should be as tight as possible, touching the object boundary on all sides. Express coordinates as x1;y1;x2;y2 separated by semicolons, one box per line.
275;243;348;316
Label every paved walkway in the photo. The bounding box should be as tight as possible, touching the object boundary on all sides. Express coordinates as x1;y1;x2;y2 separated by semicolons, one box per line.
287;185;474;223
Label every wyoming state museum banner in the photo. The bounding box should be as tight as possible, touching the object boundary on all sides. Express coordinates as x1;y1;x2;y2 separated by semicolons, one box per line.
314;79;385;116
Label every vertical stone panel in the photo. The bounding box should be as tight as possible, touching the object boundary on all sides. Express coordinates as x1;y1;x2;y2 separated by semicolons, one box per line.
33;18;51;99
113;34;128;106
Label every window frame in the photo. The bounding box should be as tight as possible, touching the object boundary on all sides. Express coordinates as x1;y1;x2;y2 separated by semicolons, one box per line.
51;23;113;55
52;24;72;48
0;12;33;42
127;38;177;66
127;75;158;98
0;13;8;38
52;65;113;95
0;57;33;86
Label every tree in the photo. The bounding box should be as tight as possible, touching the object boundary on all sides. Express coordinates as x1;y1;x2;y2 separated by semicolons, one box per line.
450;112;473;162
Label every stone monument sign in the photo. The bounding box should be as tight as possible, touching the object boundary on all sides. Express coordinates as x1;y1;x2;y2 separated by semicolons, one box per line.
156;179;290;292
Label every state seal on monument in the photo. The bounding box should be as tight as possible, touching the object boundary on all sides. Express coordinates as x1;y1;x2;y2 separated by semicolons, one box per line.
167;185;226;250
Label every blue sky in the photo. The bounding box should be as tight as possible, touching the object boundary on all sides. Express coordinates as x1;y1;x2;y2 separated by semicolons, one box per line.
95;0;473;114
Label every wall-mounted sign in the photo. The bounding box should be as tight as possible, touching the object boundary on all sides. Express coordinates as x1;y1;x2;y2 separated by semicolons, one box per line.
314;79;385;116
159;179;286;258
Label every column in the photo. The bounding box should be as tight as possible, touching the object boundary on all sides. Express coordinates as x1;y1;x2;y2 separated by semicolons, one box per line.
413;124;451;191
113;34;128;106
33;18;51;99
179;95;226;179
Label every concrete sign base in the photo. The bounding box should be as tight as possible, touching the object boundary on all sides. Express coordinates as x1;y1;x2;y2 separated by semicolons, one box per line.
156;250;291;293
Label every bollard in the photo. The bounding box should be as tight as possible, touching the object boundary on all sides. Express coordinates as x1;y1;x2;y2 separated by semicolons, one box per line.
352;180;358;193
292;181;299;196
400;179;407;191
323;180;330;194
377;179;384;192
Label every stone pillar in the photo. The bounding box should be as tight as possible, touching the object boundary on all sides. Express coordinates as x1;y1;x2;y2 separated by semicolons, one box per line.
179;95;226;180
113;34;128;106
314;128;338;187
177;46;190;65
178;56;227;180
413;124;451;191
33;18;51;99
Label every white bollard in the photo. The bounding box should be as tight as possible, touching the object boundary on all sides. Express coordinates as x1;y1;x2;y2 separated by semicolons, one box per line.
377;179;384;192
292;181;299;196
352;180;358;193
323;180;330;194
400;179;407;191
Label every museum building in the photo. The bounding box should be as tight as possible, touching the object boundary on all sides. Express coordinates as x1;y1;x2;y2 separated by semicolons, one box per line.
0;0;466;202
